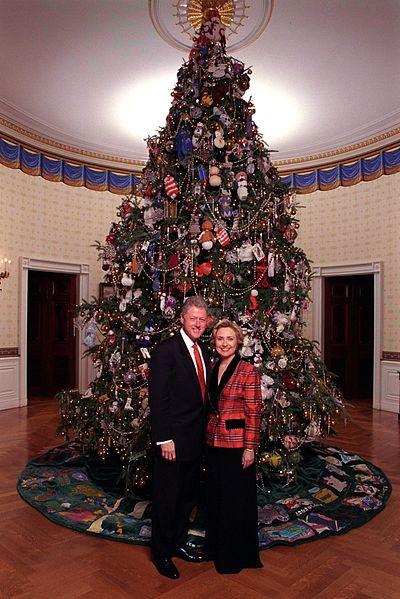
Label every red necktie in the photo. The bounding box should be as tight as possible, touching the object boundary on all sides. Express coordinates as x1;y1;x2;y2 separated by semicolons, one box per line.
193;343;206;401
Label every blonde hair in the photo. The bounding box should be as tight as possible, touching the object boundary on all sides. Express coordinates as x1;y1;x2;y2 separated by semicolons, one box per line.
212;319;244;350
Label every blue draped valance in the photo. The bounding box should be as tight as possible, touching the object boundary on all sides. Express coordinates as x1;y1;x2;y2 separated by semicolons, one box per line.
0;136;139;195
280;146;400;193
0;134;399;195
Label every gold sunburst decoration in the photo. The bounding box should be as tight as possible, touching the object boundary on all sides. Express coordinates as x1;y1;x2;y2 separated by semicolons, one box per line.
149;1;274;52
186;0;235;29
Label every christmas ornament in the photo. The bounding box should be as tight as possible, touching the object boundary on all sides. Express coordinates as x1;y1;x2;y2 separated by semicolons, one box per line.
235;171;248;201
192;122;204;148
121;272;134;287
249;289;259;311
219;189;232;218
83;318;97;348
195;262;213;277
199;220;215;250
238;240;254;262
216;226;230;246
261;374;274;400
107;330;116;346
176;125;193;161
209;164;222;187
123;369;136;385
164;175;179;199
271;346;285;358
214;126;225;149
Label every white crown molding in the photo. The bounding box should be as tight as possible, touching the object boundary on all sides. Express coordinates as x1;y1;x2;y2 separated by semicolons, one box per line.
1;98;399;172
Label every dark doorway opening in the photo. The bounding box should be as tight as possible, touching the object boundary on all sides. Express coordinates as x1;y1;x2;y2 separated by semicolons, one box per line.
324;274;374;401
27;271;77;399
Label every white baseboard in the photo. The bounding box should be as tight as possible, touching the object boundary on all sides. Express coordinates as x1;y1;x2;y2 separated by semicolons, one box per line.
380;360;400;413
0;356;20;410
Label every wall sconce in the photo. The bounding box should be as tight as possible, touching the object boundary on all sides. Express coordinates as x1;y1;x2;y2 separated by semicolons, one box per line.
0;258;11;290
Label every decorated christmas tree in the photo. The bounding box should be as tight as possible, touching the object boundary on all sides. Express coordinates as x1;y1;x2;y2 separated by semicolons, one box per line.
58;10;345;493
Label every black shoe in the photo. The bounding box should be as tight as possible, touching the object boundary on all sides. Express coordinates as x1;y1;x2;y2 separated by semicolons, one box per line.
152;554;180;579
174;546;204;563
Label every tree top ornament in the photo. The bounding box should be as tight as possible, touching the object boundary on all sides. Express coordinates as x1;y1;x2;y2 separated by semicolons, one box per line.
149;0;274;53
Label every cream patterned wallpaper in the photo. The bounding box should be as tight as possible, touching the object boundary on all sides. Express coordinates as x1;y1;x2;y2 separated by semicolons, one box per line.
0;164;120;347
296;172;400;351
0;164;399;351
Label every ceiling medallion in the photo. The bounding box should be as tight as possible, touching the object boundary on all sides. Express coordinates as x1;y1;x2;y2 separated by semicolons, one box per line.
149;0;274;52
183;1;237;32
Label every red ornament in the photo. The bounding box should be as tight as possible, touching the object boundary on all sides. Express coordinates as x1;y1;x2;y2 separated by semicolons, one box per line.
164;175;179;199
216;227;230;246
120;203;133;219
256;258;269;288
283;371;296;390
195;262;213;277
167;253;179;269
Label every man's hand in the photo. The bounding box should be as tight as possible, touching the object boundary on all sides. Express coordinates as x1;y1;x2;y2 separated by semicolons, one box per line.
160;440;176;462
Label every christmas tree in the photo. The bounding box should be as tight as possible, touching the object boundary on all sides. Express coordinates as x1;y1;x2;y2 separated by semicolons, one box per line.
58;10;345;493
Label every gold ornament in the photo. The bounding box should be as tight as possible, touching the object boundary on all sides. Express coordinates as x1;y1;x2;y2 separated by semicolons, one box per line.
271;345;285;358
269;452;282;468
187;0;234;29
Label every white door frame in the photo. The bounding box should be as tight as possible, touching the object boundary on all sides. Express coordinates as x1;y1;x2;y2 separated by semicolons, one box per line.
19;256;91;406
311;261;382;410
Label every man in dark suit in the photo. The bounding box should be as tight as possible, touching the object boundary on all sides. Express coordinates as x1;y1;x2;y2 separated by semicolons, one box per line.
149;295;211;579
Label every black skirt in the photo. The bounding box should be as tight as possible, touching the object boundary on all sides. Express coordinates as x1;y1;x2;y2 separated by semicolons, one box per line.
205;445;263;574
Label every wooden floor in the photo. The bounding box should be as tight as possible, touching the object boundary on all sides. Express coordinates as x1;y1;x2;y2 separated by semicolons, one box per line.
0;399;399;599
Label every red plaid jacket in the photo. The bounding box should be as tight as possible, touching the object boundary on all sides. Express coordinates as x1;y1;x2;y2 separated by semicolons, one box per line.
206;360;262;449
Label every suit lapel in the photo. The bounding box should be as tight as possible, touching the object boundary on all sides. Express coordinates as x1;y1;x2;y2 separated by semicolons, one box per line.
176;332;199;381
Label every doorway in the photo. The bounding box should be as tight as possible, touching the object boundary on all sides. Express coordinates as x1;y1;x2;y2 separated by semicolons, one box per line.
27;271;77;398
324;275;374;400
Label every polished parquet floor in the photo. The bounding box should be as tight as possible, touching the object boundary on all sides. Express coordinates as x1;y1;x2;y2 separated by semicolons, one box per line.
0;398;399;599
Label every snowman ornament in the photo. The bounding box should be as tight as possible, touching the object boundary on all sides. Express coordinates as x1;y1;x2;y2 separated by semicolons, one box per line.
235;171;248;201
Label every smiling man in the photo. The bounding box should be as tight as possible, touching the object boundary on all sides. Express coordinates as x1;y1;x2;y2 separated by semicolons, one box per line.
149;295;211;579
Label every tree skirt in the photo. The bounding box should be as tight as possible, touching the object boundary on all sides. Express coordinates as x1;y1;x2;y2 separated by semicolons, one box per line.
17;443;391;552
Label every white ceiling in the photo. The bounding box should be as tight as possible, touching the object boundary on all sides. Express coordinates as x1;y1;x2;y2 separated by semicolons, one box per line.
0;0;399;165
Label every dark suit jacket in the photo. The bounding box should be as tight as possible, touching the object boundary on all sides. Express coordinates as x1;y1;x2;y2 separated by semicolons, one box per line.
149;332;211;461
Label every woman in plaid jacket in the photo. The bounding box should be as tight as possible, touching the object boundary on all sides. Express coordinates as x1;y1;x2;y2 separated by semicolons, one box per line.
205;319;263;574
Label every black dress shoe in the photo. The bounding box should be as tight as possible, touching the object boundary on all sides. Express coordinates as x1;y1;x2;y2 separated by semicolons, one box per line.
152;554;179;579
174;547;204;563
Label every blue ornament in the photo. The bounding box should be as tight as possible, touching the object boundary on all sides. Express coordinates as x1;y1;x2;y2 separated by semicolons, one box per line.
176;125;193;162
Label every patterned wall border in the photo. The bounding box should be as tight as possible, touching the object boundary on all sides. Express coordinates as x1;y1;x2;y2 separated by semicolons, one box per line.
0;133;399;195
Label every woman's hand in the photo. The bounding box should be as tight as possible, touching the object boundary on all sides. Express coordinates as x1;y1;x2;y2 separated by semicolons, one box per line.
242;448;254;469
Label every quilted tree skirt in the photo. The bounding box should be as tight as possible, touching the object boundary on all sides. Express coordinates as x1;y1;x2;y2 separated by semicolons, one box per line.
17;442;391;552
